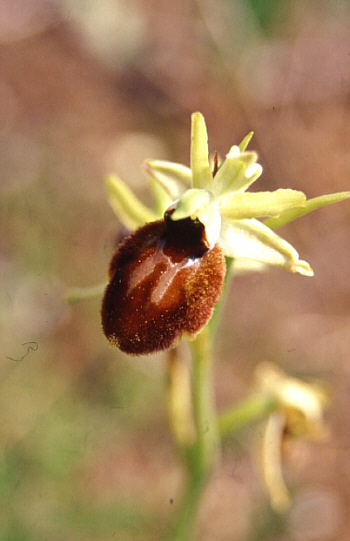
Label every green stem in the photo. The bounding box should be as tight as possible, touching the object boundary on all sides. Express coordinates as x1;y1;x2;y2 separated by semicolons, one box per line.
66;282;107;303
166;326;218;541
166;269;278;540
218;391;277;438
190;326;219;477
209;257;234;336
166;473;204;541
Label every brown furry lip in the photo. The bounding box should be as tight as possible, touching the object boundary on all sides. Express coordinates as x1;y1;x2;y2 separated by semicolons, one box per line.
101;215;225;355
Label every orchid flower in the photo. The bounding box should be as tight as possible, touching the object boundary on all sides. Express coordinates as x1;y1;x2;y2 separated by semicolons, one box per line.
255;363;329;511
101;112;350;354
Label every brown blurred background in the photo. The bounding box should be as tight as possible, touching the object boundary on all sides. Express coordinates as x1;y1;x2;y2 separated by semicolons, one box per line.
1;1;350;540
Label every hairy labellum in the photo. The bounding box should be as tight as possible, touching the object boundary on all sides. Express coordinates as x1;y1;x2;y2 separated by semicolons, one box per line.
101;213;225;355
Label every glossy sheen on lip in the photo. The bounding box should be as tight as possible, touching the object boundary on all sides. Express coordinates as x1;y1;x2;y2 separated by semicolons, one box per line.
101;217;225;355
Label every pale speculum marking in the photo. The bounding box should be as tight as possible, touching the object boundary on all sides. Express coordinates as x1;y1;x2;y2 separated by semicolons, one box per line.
127;242;197;305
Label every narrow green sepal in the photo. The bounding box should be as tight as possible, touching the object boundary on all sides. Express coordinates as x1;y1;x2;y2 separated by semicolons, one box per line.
231;259;268;274
264;191;350;229
143;160;191;193
219;218;314;276
239;131;254;152
142;160;186;215
219;189;306;219
191;112;213;189
148;177;173;216
106;174;157;230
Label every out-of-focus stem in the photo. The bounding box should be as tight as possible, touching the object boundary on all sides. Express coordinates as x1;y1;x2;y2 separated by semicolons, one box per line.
218;391;277;438
167;347;196;449
166;473;204;541
66;282;107;303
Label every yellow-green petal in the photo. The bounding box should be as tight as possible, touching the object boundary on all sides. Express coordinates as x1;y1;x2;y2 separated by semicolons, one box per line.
230;259;268;275
190;112;213;189
212;149;262;196
106;174;157;230
238;131;254;152
264;191;350;230
261;412;290;512
219;218;314;276
170;188;211;220
219;189;306;219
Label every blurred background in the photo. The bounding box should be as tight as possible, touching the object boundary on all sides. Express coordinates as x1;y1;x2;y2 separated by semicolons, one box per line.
1;0;350;539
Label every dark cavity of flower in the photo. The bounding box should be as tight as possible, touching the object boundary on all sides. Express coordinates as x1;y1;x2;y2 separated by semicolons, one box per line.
101;212;225;355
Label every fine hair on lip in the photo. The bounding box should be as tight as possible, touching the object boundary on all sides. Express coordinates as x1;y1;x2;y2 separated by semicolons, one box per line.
101;219;225;355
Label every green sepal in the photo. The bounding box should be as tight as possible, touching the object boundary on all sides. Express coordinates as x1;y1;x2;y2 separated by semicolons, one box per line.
219;218;313;276
230;259;268;275
106;174;157;230
191;112;213;190
143;159;191;193
148;176;173;216
219;189;306;219
264;191;350;229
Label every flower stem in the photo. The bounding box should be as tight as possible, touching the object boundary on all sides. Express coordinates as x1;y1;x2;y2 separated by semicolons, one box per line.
66;282;107;303
166;326;218;540
218;391;277;438
190;326;219;477
209;257;234;336
166;473;204;541
166;271;277;540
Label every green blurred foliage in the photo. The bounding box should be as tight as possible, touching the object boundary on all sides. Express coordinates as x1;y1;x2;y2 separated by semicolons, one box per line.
245;0;290;34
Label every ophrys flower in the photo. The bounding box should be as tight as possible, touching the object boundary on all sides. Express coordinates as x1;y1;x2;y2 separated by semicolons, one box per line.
101;112;350;354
